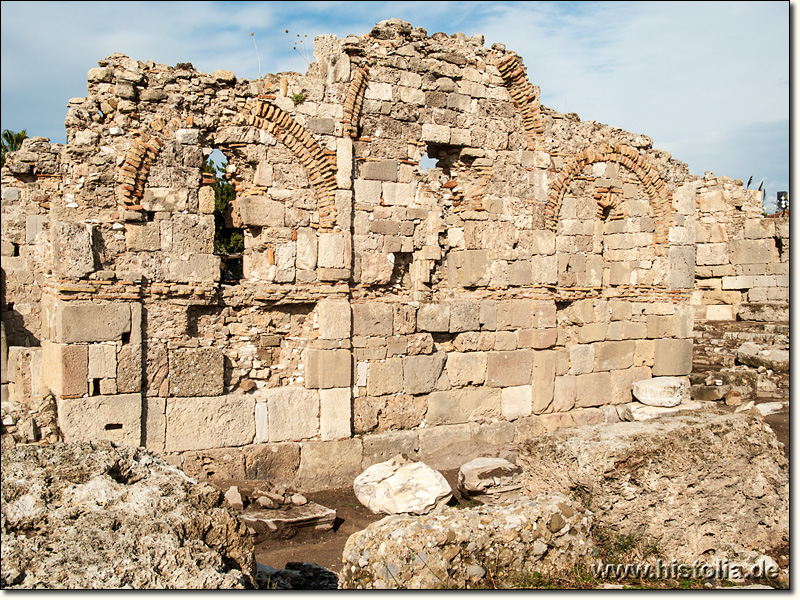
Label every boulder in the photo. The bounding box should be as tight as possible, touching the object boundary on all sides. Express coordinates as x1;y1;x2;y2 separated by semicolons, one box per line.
631;376;686;407
457;457;522;504
737;342;789;372
353;454;452;515
1;441;259;589
341;493;593;589
518;410;789;563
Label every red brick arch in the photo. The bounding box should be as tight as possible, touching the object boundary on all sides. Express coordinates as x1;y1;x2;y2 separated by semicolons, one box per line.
546;143;673;244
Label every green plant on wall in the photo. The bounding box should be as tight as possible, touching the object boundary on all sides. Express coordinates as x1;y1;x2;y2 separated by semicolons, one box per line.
204;158;244;255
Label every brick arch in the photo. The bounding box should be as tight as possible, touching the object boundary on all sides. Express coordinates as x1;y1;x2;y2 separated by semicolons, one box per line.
493;53;545;149
343;66;370;139
546;143;673;244
117;135;162;209
245;102;338;230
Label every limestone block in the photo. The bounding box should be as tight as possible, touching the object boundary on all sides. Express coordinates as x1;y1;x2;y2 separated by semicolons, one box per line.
88;344;116;379
304;348;352;389
318;298;351;339
169;347;224;397
593;340;635;372
696;243;729;266
320;387;352;440
318;232;350;269
255;402;268;443
729;239;777;265
447;250;490;287
165;394;255;452
360;160;398;182
427;387;501;426
141;187;188;212
445;352;487;386
144;396;166;453
296;227;318;271
168;254;220;283
198;186;215;214
552;375;577;413
532;350;555;414
494;331;517;350
501;385;532;421
352;303;393;337
358;251;394;285
58;393;142;446
417;423;473;468
652;338;693;376
532;255;558;284
125;222;161;252
486;350;533;388
449;301;480;333
336;137;353;189
297;438;363;491
243;442;301;481
634;340;655;367
26;214;49;244
496;299;532;331
403;353;445;395
367;358;404;396
632;377;686;407
238;195;285;227
52;221;94;279
0;322;6;384
646;315;674;339
668;246;695;289
530;301;557;329
261;387;320;442
54;302;131;343
362;430;420;470
479;301;496;330
354;179;382;204
354;455;452;515
417;303;450;332
538;411;575;433
116;344;142;394
42;341;88;397
393;304;417;335
421;123;450;144
575;372;612;408
705;305;736;320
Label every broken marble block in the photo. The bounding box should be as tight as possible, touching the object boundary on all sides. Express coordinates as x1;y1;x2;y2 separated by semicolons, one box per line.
457;456;522;504
632;376;687;407
353;454;452;515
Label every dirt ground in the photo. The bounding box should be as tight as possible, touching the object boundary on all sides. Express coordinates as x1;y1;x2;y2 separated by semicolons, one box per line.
252;398;790;578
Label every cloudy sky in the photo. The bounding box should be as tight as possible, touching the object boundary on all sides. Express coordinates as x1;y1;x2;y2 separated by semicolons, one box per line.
1;1;789;209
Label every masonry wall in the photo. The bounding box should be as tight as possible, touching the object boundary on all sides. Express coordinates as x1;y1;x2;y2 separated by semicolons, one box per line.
0;19;787;490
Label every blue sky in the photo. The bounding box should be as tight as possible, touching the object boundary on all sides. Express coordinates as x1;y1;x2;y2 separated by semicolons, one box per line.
1;1;789;209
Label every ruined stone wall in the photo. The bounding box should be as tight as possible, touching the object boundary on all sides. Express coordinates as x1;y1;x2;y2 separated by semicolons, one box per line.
0;19;787;490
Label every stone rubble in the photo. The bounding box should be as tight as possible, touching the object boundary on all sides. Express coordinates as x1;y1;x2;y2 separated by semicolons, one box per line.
456;456;522;504
340;492;592;589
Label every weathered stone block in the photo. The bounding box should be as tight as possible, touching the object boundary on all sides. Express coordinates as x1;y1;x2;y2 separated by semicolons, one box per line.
261;387;319;443
88;343;116;379
449;301;480;332
243;442;301;481
168;254;220;283
609;366;651;404
403;352;445;395
496;299;532;330
427;388;501;425
52;221;94;279
26;214;48;244
352;303;393;336
238;195;285;227
568;344;594;375
318;298;351;339
447;250;490;287
445;352;487;386
393;304;416;335
361;430;420;470
54;302;131;343
532;350;555;414
668;246;695;289
729;239;777;264
594;340;636;372
358;251;394;285
421;123;450;144
42;341;88;397
318;232;350;269
255;402;269;443
552;375;576;412
141;187;188;212
360;159;398;181
165;394;255;452
354;179;382;204
417;303;450;332
297;438;363;491
125;222;161;252
116;344;142;394
486;350;533;387
696;243;729;266
143;396;165;452
304;348;352;389
577;322;607;343
501;385;532;421
575;372;612;408
58;393;142;446
169;347;223;397
320;387;351;441
417;423;473;469
653;339;693;376
367;358;404;396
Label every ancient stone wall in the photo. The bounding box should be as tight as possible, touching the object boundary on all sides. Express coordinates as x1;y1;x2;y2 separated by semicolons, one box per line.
0;19;788;490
